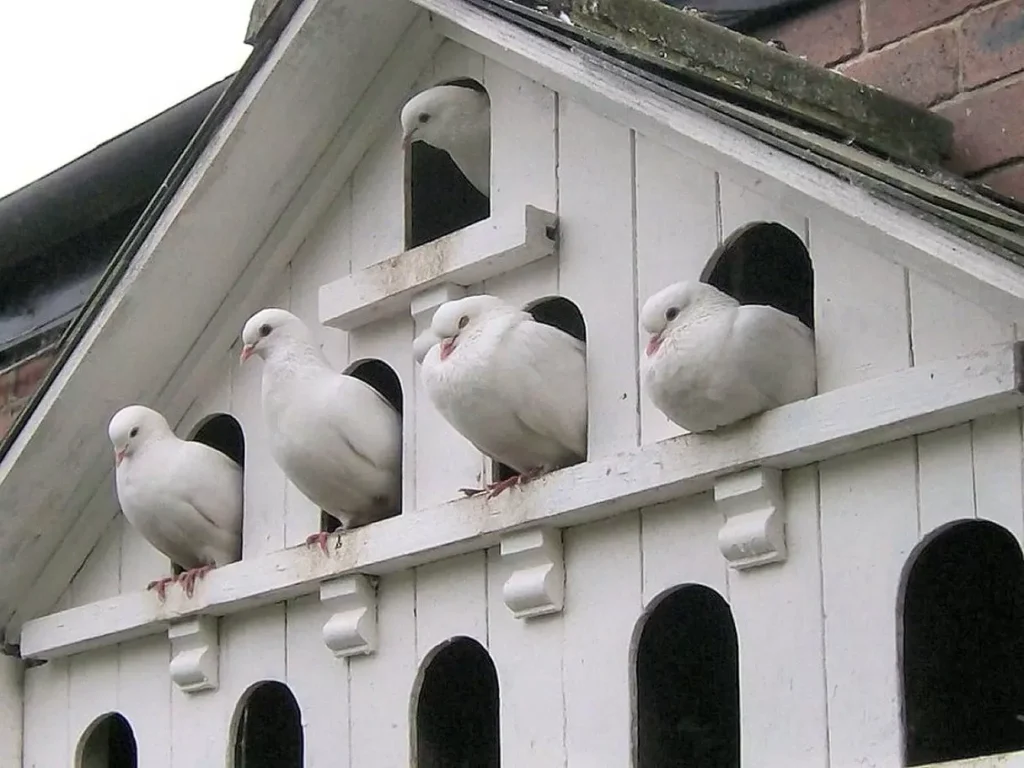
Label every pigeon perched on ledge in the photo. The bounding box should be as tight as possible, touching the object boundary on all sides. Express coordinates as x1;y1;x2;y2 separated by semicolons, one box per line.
400;81;491;196
419;294;587;497
240;308;402;551
108;405;243;599
639;281;816;433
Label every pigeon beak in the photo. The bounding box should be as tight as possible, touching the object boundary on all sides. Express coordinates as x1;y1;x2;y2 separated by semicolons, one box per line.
439;337;456;360
402;131;414;149
115;448;127;466
240;343;255;364
646;333;663;356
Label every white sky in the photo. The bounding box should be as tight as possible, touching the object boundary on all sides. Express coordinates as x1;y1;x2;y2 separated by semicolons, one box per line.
0;1;255;199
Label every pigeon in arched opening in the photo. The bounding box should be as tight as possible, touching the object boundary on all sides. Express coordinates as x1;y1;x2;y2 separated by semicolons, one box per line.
419;294;587;498
108;404;243;599
240;309;402;553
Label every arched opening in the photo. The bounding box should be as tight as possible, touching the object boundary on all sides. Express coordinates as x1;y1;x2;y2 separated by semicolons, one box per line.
405;78;490;250
900;519;1024;765
232;680;303;768
189;413;246;467
492;295;587;484
413;636;500;768
702;222;814;329
632;584;740;768
176;413;246;574
77;712;137;768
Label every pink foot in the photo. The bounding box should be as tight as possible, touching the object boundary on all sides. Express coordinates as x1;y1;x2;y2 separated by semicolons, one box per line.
147;576;176;602
484;468;543;499
178;565;214;598
459;486;487;497
305;531;332;554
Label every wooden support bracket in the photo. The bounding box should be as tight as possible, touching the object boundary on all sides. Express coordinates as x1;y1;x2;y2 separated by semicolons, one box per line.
716;467;786;570
500;527;565;619
320;574;378;658
168;615;219;693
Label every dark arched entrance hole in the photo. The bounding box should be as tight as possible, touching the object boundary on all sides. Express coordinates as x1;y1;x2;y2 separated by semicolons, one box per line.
233;681;303;768
901;519;1024;765
79;712;137;768
634;584;740;768
415;636;500;768
703;221;814;329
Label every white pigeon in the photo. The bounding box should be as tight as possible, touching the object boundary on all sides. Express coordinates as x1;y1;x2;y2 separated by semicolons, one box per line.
108;405;243;599
639;281;816;433
419;295;587;497
400;82;490;196
240;308;402;551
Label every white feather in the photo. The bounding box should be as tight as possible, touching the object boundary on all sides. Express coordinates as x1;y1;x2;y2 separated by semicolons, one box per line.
639;281;816;433
109;405;242;570
241;309;402;528
420;295;587;474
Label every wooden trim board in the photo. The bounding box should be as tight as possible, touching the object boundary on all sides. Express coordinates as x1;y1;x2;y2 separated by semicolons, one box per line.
19;342;1024;660
318;205;557;330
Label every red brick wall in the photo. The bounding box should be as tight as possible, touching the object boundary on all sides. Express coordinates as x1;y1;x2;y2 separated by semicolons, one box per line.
756;0;1024;200
0;351;56;438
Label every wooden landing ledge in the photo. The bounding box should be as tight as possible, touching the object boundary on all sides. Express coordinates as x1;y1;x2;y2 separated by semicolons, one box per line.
920;752;1024;768
20;342;1024;660
319;205;557;331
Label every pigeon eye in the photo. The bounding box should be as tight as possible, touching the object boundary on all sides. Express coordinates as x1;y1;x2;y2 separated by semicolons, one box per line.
129;427;139;438
457;315;469;330
258;323;272;337
665;307;680;321
418;113;430;124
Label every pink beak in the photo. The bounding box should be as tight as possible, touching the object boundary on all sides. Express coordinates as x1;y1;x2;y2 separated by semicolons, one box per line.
115;448;127;466
240;344;255;364
646;333;663;356
439;337;456;360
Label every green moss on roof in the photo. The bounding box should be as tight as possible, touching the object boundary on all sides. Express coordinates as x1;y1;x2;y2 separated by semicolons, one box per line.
568;0;953;168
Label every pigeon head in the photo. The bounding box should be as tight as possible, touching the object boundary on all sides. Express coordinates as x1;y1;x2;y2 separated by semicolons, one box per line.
640;281;733;356
240;308;311;364
429;294;511;361
400;84;489;152
108;405;172;467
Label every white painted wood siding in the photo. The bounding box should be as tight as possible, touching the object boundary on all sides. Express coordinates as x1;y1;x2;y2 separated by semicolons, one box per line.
25;37;1024;768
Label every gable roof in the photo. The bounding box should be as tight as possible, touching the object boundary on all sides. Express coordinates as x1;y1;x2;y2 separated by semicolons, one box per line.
3;0;1024;636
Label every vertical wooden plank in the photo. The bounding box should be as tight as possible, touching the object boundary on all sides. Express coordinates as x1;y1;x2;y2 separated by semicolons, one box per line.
232;284;290;558
910;274;1013;536
287;182;354;546
727;467;828;767
558;98;638;458
820;439;919;767
482;59;558;305
350;570;416;768
487;544;564;766
909;272;1014;364
634;136;719;445
169;640;225;768
24;658;69;767
485;59;556;214
68;648;120;761
718;175;806;242
810;220;912;391
415;551;489;657
563;512;642;768
917;425;976;536
118;635;171;768
350;125;404;267
286;595;350;768
972;410;1024;543
641;492;726;604
70;513;121;608
430;39;485;83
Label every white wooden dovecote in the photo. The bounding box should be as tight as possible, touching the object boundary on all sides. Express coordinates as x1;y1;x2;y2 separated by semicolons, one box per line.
5;0;1024;766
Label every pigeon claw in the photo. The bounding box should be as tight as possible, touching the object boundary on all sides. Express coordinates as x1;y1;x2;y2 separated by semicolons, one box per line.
485;468;544;498
178;565;214;598
305;531;332;555
459;486;487;498
146;576;177;602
